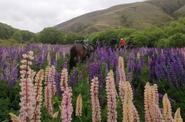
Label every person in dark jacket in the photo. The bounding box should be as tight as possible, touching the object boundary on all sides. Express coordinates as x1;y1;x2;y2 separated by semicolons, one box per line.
110;38;119;49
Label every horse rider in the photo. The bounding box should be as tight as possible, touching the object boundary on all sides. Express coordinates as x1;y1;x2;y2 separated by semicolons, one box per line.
82;40;95;57
119;38;126;49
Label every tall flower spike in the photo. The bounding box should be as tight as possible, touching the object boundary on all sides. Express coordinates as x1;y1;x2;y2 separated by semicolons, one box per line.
152;84;163;122
33;69;44;122
47;51;51;66
90;77;101;122
144;82;163;122
118;56;126;102
44;66;50;112
153;84;159;105
61;87;73;122
106;70;117;122
19;51;36;122
122;81;139;122
162;94;173;122
44;65;56;116
49;66;57;96
55;52;59;62
75;94;83;117
118;56;126;82
44;66;50;82
60;68;68;92
174;108;183;122
144;83;152;122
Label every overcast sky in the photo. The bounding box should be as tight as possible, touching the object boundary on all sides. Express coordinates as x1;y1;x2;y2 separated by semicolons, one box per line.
0;0;144;32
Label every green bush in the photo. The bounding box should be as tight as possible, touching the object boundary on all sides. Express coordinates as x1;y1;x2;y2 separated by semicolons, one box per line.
128;31;150;47
65;33;84;43
155;38;170;48
168;33;185;47
38;27;65;44
12;30;35;42
0;23;16;39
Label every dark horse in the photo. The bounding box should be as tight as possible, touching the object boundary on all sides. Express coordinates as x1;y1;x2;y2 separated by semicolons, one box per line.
69;43;95;70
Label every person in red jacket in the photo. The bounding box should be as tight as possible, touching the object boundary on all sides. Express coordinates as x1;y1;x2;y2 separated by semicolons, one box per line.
119;38;126;49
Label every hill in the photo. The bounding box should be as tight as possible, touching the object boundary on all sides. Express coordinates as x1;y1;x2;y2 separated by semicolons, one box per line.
55;0;185;34
0;22;35;42
0;22;17;39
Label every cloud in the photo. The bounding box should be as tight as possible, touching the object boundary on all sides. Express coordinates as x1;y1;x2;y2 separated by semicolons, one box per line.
0;0;144;32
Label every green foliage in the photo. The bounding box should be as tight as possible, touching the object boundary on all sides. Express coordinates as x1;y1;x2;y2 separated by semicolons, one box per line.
38;27;65;44
0;81;20;121
71;65;92;121
12;30;35;42
87;28;136;44
128;31;150;47
0;22;36;44
65;33;84;44
37;28;84;44
164;18;185;36
88;17;185;48
156;33;185;47
155;38;170;48
0;25;86;45
127;27;166;47
0;23;16;39
168;33;185;47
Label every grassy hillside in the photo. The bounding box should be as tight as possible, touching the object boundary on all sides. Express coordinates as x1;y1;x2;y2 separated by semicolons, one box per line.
55;0;185;34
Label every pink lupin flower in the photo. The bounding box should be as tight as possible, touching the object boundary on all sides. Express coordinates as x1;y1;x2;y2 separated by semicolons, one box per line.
61;87;73;122
60;68;68;92
106;70;117;122
117;56;126;102
44;65;56;116
33;69;44;122
144;83;163;122
90;77;101;122
49;66;57;96
19;51;36;122
121;81;140;122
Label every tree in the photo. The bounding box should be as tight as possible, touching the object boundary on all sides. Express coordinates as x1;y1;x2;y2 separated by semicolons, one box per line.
117;28;136;39
155;38;170;48
128;31;150;47
144;27;167;47
0;23;15;39
65;33;84;43
38;27;65;44
168;33;185;47
12;30;35;42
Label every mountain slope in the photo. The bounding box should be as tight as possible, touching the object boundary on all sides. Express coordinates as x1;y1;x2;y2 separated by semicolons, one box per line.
173;5;185;17
147;0;185;13
55;0;185;34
